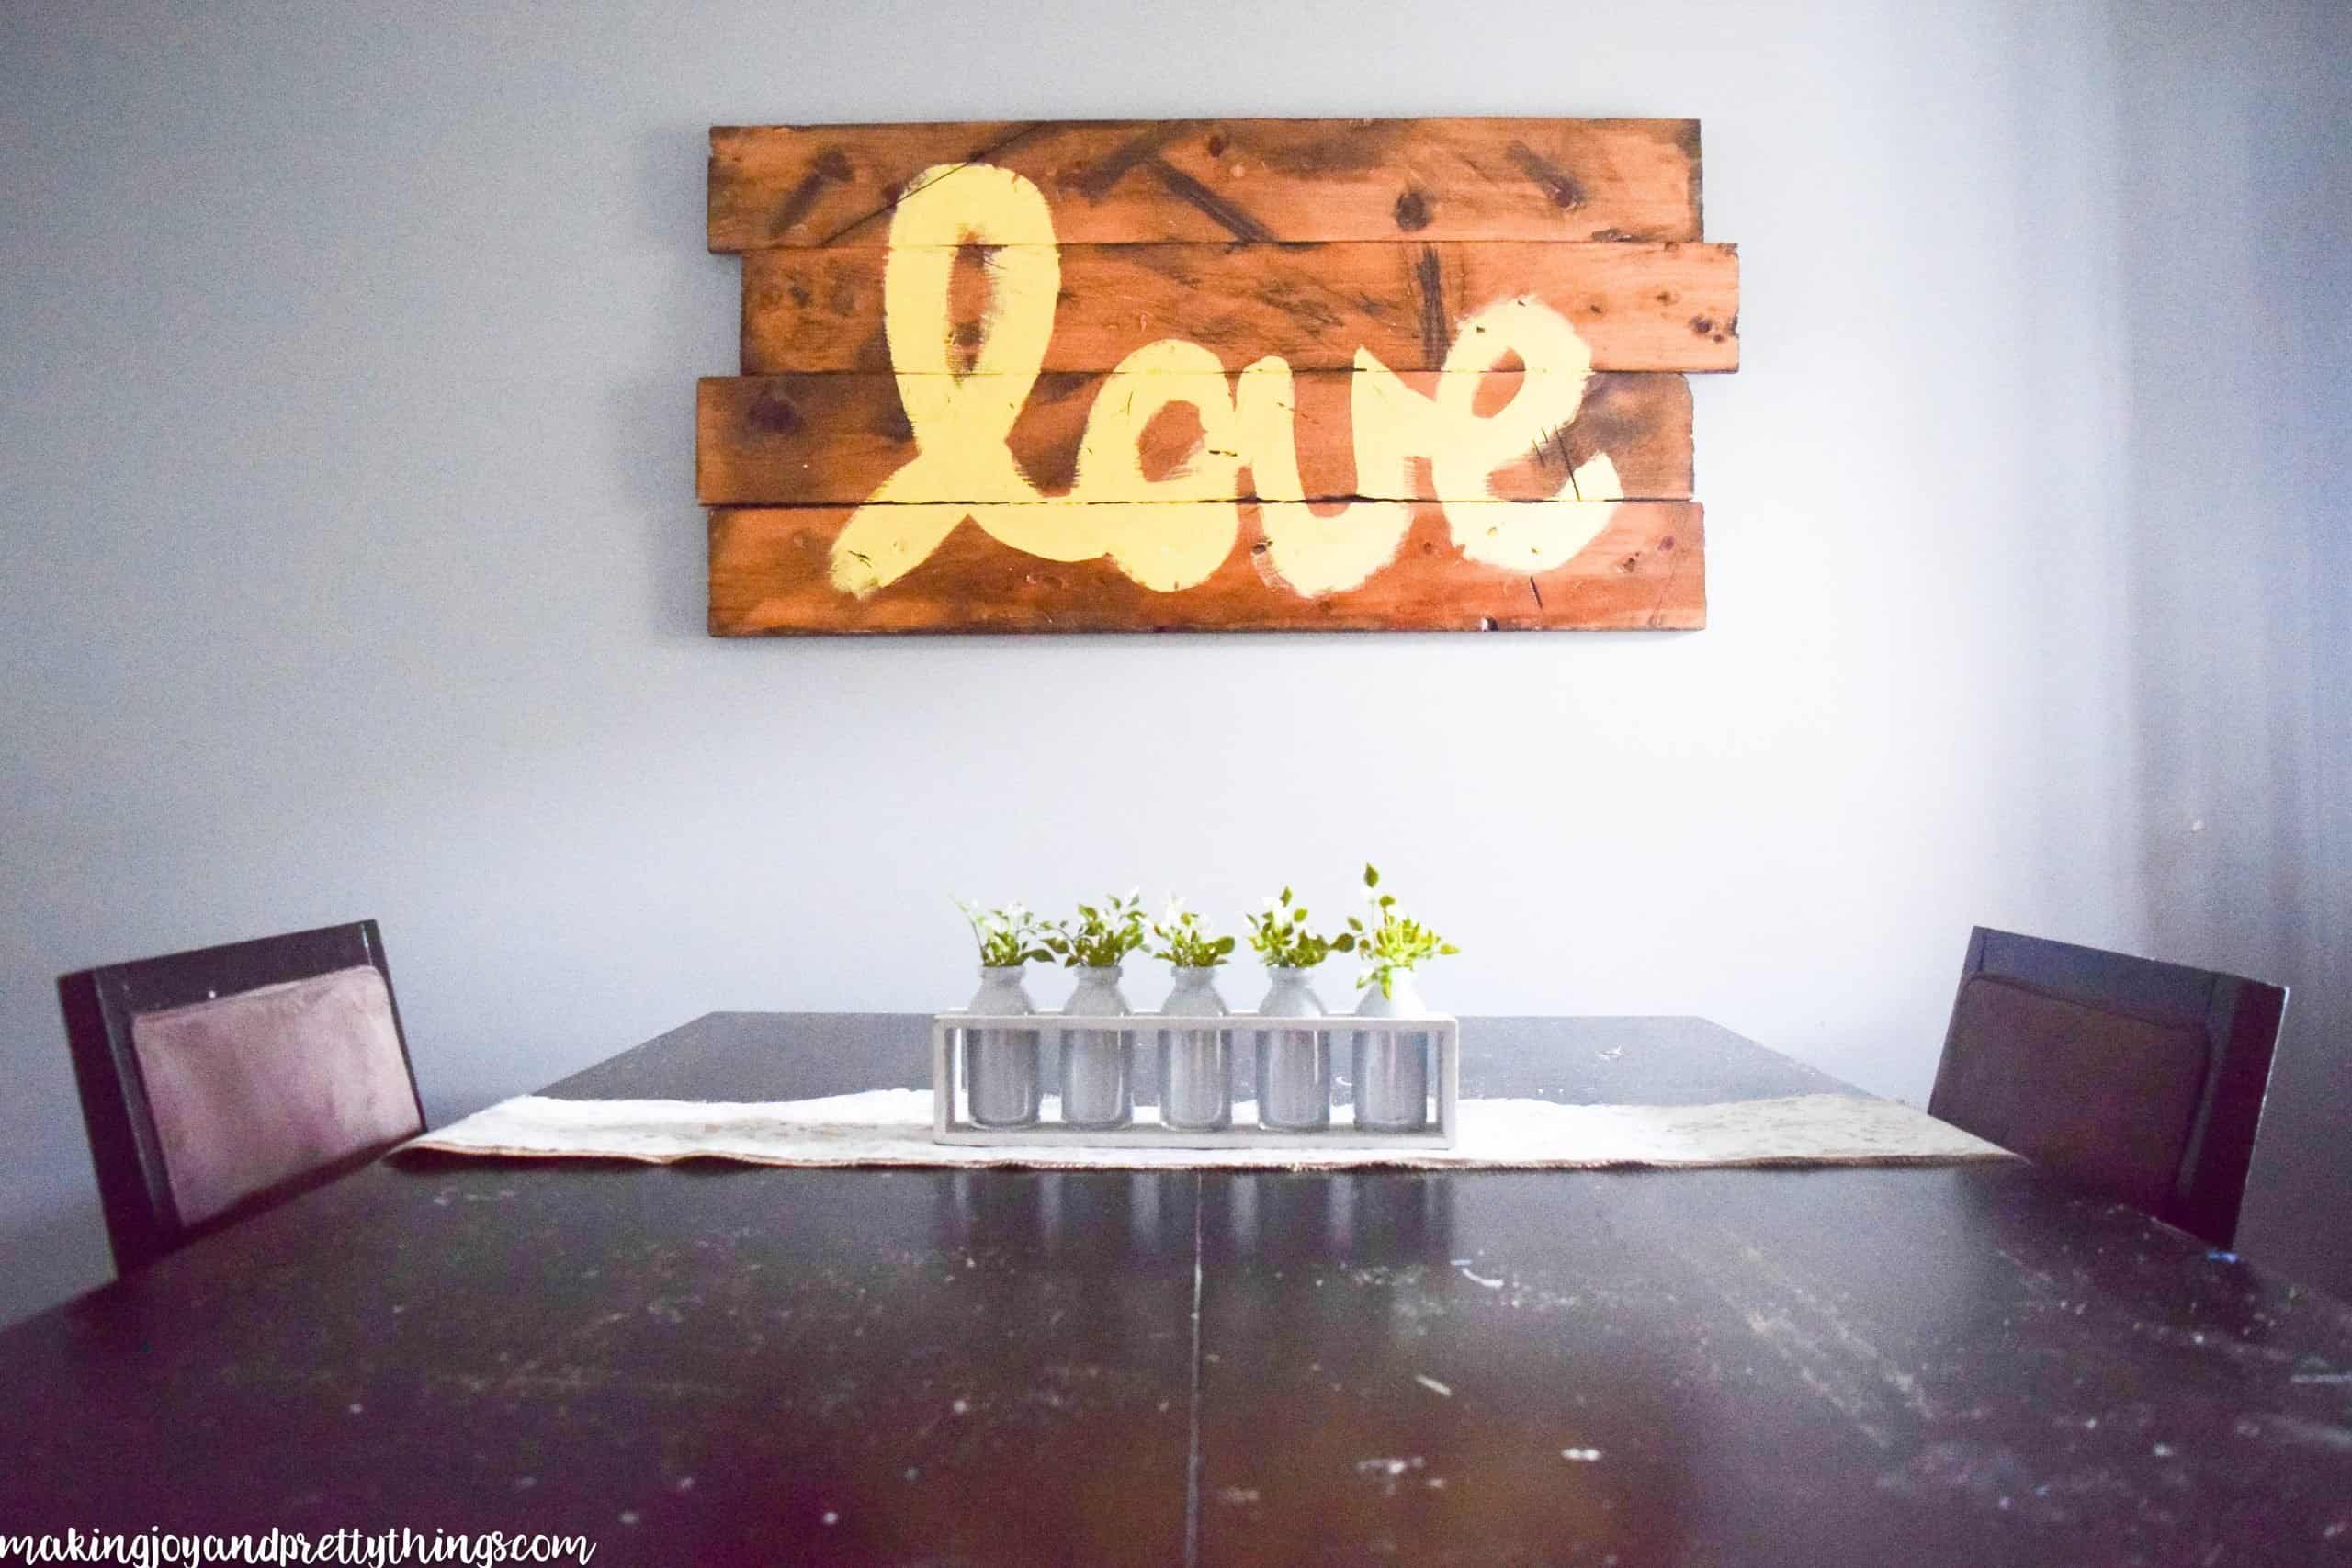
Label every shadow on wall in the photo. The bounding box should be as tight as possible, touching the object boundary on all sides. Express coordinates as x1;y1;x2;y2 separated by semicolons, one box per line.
615;120;742;643
2112;0;2352;1303
0;1197;113;1331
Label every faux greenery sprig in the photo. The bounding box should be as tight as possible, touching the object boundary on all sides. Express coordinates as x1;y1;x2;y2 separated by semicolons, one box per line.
1347;863;1459;998
956;898;1051;968
1245;886;1356;970
1148;898;1236;968
1042;890;1148;969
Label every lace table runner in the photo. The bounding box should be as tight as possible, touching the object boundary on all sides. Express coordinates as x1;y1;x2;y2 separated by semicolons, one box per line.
403;1089;2010;1171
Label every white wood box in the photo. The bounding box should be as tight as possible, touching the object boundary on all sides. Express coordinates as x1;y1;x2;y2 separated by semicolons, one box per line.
930;1011;1459;1148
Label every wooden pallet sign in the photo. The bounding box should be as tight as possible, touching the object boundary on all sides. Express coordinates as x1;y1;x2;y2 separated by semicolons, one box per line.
700;118;1739;634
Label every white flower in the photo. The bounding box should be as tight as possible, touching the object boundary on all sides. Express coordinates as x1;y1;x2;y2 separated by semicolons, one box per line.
1261;894;1280;909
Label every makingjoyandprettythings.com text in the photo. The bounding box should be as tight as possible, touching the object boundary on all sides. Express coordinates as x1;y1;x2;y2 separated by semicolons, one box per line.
0;1529;595;1567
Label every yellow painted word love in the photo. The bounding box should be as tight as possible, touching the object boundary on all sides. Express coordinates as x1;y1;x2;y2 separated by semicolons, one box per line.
829;164;1623;599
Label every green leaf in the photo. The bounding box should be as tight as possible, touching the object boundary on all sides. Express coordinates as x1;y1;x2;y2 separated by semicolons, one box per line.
1363;863;1380;888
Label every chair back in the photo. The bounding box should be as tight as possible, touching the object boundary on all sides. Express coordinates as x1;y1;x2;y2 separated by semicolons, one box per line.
1929;926;2286;1247
57;921;425;1273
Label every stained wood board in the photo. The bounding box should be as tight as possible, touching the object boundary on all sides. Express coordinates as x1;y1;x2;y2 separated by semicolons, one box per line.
740;241;1737;375
709;502;1703;635
709;118;1703;251
697;370;1695;506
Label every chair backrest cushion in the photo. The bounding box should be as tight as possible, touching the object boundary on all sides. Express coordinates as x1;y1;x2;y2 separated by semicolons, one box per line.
128;964;423;1227
1938;974;2210;1213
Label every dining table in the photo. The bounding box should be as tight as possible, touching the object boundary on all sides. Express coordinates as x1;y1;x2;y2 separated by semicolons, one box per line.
2;1011;2347;1566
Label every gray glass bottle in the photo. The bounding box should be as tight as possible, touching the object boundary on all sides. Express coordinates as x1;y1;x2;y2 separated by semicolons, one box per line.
1158;967;1232;1133
1351;971;1431;1132
1255;967;1331;1132
1059;964;1134;1130
964;965;1042;1127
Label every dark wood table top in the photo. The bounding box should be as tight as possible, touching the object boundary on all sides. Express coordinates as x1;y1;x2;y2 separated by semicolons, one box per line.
4;1013;2348;1566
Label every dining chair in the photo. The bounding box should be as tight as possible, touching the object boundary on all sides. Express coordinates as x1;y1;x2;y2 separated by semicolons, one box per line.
1928;926;2287;1248
56;920;426;1274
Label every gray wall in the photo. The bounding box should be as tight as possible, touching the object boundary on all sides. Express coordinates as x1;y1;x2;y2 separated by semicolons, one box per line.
2111;0;2352;1288
1;0;2341;1325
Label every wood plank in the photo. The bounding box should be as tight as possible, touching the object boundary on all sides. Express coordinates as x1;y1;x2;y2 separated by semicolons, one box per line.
708;118;1702;252
741;241;1738;374
698;371;1693;506
707;502;1702;635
